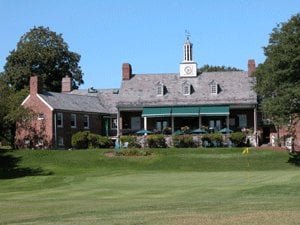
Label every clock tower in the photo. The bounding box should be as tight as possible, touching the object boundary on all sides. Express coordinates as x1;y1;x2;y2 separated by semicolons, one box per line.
180;37;197;77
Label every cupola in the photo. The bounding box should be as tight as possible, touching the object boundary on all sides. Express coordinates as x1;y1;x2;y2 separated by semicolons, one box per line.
179;36;198;77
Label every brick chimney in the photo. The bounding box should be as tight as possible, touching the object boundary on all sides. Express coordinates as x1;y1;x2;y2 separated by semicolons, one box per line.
122;63;132;80
30;75;43;95
248;59;256;77
61;75;72;92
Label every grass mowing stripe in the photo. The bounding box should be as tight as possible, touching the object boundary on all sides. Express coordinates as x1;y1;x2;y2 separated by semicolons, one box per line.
0;148;299;225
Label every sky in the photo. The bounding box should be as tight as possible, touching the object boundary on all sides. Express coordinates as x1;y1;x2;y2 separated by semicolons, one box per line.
0;0;299;89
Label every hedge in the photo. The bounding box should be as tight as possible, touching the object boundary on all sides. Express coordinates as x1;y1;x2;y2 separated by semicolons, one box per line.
72;131;112;149
147;134;167;148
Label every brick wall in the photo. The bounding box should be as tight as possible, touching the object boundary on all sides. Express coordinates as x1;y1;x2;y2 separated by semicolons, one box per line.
55;112;102;149
15;94;53;148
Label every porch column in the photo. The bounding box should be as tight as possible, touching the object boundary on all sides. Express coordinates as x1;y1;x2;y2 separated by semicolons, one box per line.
254;107;257;133
254;107;258;147
117;109;120;136
144;117;147;130
171;116;174;133
199;116;202;128
226;115;229;134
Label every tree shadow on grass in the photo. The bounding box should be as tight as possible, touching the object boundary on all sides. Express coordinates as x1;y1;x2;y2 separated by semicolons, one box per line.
0;150;53;179
287;152;300;167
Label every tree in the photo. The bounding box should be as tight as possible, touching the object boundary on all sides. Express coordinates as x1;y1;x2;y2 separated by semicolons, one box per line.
0;77;11;145
1;26;84;92
0;76;29;147
254;14;300;144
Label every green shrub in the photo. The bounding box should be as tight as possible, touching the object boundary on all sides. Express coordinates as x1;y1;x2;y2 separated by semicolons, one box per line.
201;133;224;147
88;133;99;148
173;135;194;148
120;135;138;148
230;132;246;147
98;136;112;148
71;131;89;149
210;133;223;143
72;132;112;149
201;134;211;143
147;134;167;148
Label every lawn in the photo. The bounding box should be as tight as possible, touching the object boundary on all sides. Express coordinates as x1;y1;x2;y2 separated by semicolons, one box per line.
0;148;299;225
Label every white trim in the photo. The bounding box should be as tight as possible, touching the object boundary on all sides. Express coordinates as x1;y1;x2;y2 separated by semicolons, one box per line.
21;95;30;106
37;94;54;111
157;85;163;96
144;117;147;130
117;109;120;137
182;83;191;95
199;112;230;115
210;84;218;95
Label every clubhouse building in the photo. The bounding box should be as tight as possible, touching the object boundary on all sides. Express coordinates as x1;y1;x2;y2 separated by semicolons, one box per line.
16;38;260;149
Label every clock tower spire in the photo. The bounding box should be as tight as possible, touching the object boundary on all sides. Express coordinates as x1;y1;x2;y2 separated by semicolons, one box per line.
180;34;197;77
183;36;193;62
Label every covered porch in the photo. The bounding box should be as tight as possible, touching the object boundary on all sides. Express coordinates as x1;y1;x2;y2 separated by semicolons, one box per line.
141;106;232;134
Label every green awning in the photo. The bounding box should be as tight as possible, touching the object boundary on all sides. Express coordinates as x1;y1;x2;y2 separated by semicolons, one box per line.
200;106;229;116
172;106;200;117
142;107;172;117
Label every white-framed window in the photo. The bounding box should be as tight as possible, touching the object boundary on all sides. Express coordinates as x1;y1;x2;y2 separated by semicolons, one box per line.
209;120;215;130
83;115;89;129
37;113;45;120
209;80;218;95
57;112;63;128
182;81;191;95
157;85;163;96
58;136;64;147
111;118;117;129
238;114;247;128
156;81;164;96
71;114;77;128
211;84;218;95
183;85;190;95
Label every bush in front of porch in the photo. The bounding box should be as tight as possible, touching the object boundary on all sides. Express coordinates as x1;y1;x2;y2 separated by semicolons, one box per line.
201;133;223;147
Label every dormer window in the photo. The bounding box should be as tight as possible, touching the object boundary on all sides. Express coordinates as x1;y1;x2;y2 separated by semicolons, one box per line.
209;80;218;95
156;81;164;96
182;81;191;95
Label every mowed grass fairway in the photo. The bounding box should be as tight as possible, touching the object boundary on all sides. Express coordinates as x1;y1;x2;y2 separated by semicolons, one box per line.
0;148;299;225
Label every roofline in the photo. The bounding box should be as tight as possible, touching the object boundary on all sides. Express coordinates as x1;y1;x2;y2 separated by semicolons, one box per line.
21;95;30;106
52;108;110;115
37;94;54;111
117;103;257;110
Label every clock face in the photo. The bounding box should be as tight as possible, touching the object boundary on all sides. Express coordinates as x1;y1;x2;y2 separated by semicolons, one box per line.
184;66;192;74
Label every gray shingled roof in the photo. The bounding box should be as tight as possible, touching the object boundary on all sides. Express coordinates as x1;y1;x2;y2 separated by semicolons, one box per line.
70;89;120;114
39;71;257;114
39;92;108;114
117;71;257;108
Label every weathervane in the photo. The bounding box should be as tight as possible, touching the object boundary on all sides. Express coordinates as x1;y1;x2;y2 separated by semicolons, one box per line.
185;29;191;40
